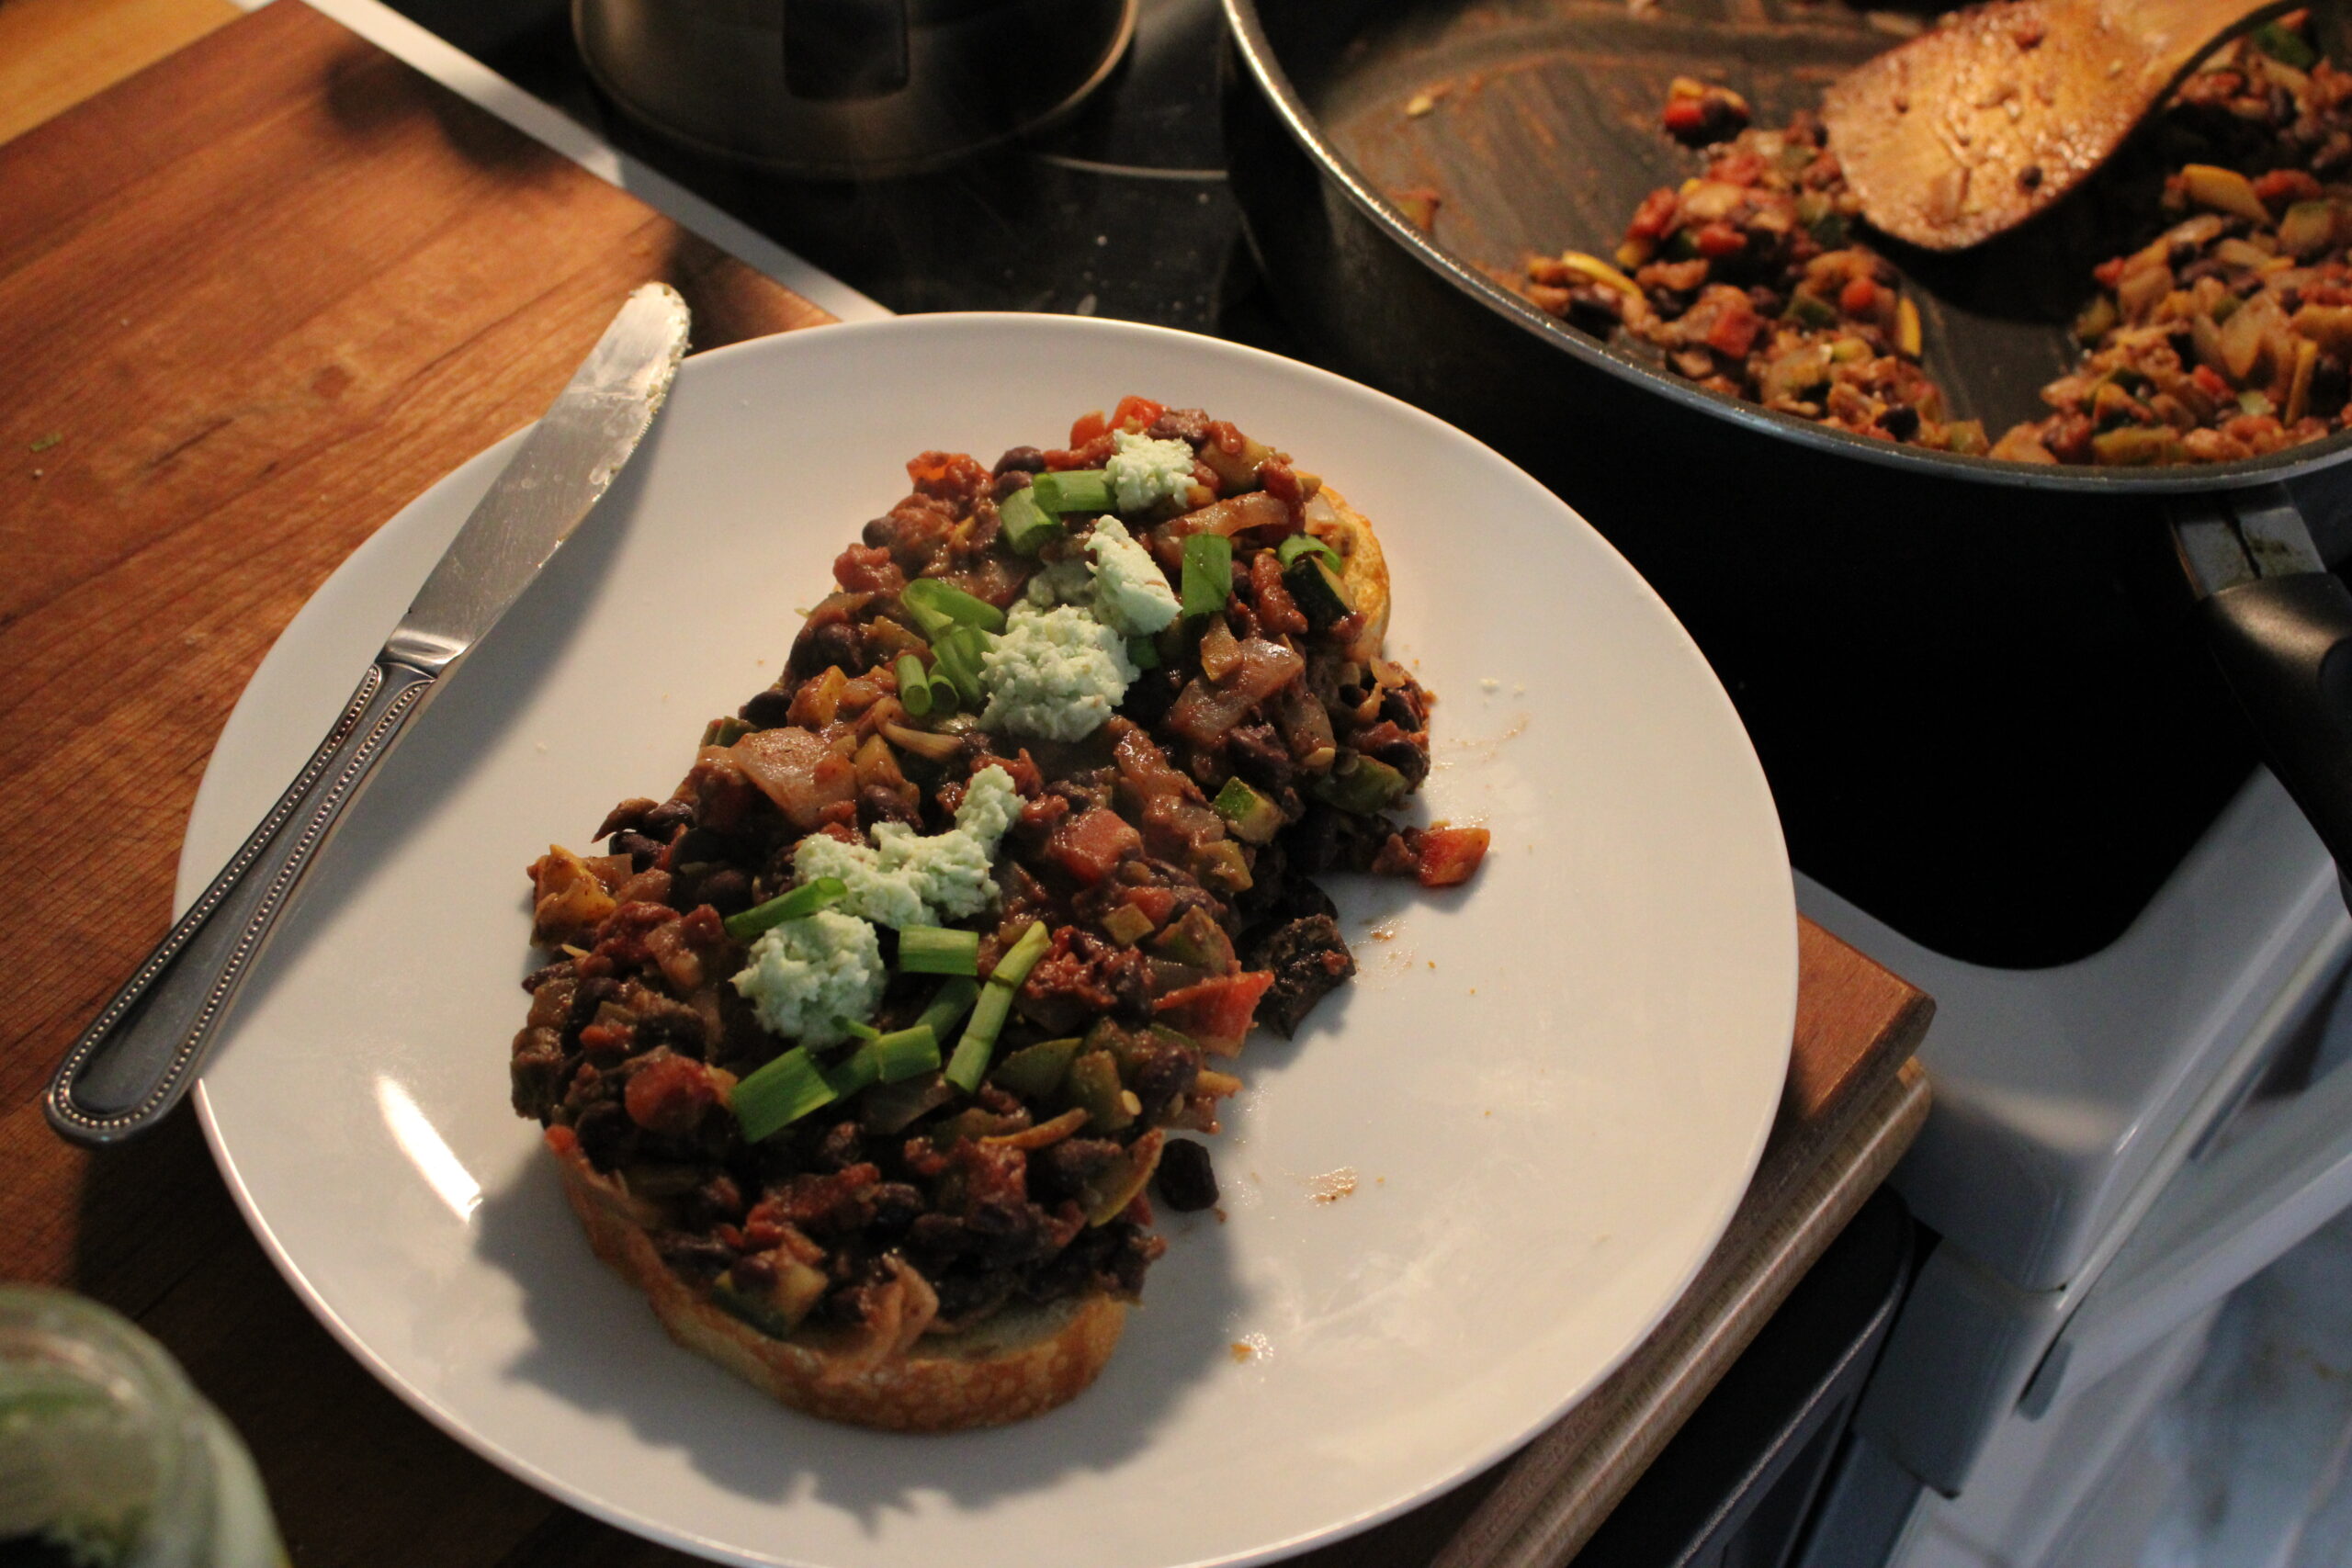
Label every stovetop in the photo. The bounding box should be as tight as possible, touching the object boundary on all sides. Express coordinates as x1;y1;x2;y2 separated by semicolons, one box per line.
390;0;1285;336
380;0;2292;976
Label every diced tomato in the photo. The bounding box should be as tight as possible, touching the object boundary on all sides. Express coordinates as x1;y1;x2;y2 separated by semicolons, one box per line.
1694;221;1747;260
832;542;902;593
1123;885;1178;928
1069;410;1109;447
1416;826;1490;888
1154;972;1276;1055
2255;169;2323;209
626;1054;721;1138
1703;300;1761;358
1626;187;1680;241
1711;151;1766;187
2191;364;2232;400
544;1124;581;1157
1839;276;1879;317
1111;395;1166;432
1661;98;1708;138
1046;807;1142;886
2092;256;2126;289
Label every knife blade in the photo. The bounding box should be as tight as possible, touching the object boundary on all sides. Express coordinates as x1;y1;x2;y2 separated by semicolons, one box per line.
44;283;692;1146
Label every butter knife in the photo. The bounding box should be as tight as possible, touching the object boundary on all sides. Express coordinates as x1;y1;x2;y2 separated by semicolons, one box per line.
45;283;692;1146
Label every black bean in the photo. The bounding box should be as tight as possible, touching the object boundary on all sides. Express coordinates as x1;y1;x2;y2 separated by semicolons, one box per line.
694;867;754;918
1155;1139;1219;1212
641;798;695;840
991;469;1035;502
992;446;1048;476
739;685;796;728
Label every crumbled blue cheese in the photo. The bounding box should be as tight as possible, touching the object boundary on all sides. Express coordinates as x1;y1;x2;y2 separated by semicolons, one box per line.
730;908;886;1046
1105;429;1198;513
790;764;1022;928
1085;518;1181;637
1023;556;1094;609
978;604;1138;741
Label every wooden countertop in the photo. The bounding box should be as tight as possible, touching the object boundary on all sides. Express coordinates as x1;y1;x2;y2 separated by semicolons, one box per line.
0;6;1932;1564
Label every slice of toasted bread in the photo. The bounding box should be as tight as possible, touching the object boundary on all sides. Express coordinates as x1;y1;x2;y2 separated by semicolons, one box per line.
1303;484;1389;662
549;1136;1126;1431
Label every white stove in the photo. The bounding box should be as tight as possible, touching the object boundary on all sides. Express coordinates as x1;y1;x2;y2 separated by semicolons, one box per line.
1792;766;2352;1568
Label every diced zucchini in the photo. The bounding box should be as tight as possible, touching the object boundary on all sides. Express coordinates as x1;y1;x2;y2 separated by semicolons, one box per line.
1212;777;1283;844
1312;750;1410;814
1284;553;1353;626
991;1036;1082;1100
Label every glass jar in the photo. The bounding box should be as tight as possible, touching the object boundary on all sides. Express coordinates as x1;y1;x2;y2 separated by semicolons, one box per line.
0;1286;286;1567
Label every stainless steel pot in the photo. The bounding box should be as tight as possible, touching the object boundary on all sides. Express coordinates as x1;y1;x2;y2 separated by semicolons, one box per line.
575;0;1137;176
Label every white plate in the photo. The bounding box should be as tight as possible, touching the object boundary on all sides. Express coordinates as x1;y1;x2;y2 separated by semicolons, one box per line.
188;314;1793;1568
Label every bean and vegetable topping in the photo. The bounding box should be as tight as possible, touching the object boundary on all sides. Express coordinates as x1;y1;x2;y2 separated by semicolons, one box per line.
1521;16;2352;466
512;398;1487;1351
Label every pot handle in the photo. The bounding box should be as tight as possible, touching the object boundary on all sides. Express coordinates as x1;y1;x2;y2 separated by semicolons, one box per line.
2178;485;2352;897
782;0;910;100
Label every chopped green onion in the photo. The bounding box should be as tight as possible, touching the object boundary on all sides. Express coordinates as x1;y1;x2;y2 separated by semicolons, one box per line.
900;579;1006;639
927;670;963;716
1181;533;1233;616
730;1048;837;1142
998;485;1064;554
989;918;1054;989
917;976;982;1039
945;921;1055;1091
838;1018;882;1043
871;1023;941;1082
899;925;980;976
946;987;1013;1092
1127;636;1159;670
723;875;849;942
931;626;989;707
1028;469;1114;514
826;1024;941;1098
894;653;933;717
1277;533;1340;569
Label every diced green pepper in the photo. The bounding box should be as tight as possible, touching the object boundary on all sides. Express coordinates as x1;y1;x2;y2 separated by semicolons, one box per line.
1066;1050;1135;1131
701;716;754;747
998;484;1063;554
990;1036;1082;1100
1028;469;1114;514
723;876;849;942
1101;903;1155;947
1181;533;1233;616
2254;20;2318;69
1312;750;1410;814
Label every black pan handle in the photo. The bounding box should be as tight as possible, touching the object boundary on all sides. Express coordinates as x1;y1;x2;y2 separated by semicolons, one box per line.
2177;487;2352;899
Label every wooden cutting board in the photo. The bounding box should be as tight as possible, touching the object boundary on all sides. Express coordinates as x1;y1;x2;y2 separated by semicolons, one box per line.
0;5;1928;1564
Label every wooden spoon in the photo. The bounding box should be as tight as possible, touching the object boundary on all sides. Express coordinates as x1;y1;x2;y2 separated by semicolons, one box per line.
1822;0;2298;251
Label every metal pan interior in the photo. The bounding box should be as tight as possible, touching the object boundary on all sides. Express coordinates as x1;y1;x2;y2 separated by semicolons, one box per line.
1237;0;2352;492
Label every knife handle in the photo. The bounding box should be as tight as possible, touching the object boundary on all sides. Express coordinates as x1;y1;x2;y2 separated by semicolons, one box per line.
45;657;439;1146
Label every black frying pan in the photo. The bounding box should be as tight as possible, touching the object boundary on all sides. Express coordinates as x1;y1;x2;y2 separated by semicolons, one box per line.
1222;0;2352;966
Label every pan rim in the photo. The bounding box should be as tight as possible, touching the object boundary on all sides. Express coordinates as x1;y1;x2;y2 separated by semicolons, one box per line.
1220;0;2352;498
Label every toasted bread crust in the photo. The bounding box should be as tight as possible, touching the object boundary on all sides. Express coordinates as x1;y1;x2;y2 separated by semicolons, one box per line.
1304;484;1389;662
550;1138;1127;1431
